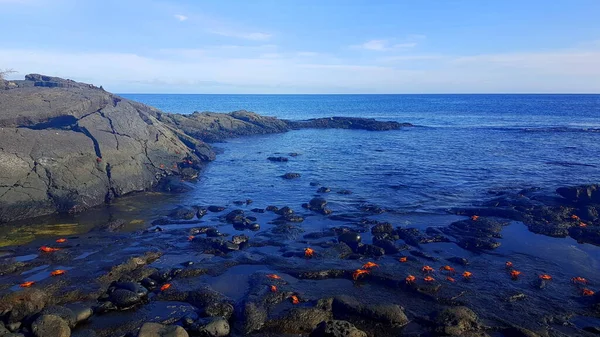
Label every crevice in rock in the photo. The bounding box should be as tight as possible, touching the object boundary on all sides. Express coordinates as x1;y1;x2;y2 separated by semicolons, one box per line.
99;111;120;151
18;115;78;130
73;124;102;159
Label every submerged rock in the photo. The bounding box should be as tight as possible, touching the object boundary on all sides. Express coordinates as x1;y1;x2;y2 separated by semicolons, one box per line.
281;172;301;179
317;187;331;193
168;206;196;220
267;156;288;162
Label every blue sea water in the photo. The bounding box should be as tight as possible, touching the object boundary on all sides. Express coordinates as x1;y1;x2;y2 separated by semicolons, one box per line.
120;94;600;213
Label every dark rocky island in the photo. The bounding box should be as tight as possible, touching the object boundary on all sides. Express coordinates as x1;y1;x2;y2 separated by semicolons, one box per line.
0;74;409;223
1;75;599;337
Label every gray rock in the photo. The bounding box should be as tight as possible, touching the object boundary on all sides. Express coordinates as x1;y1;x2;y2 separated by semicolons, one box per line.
332;296;409;326
64;303;93;324
0;322;9;335
434;306;480;336
309;320;367;337
39;306;77;328
0;75;212;223
137;323;188;337
31;314;71;337
113;281;149;297
190;317;230;337
109;289;142;309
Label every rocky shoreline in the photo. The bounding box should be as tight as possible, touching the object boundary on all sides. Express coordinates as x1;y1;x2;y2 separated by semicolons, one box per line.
2;74;600;337
0;74;410;223
0;182;599;337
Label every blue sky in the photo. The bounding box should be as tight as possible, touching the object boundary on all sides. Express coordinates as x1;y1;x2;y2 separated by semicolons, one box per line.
1;0;600;93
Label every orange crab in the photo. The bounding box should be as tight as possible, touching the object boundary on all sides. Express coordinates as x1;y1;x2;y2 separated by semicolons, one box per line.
362;262;379;269
270;285;277;293
352;269;370;281
405;275;416;284
539;274;552;281
505;261;513;268
188;236;195;241
462;271;473;279
571;214;580;220
266;274;282;280
446;277;456;283
572;277;588;285
582;289;595;296
439;265;456;273
422;265;435;273
20;281;35;288
579;222;588;228
304;247;315;258
291;295;300;304
399;257;408;263
423;276;435;283
510;270;522;280
471;215;480;221
160;283;171;292
50;270;66;276
39;246;61;253
55;238;67;243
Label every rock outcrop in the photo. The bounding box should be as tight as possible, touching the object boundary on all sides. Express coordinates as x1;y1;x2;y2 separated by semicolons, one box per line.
0;74;411;222
0;75;213;222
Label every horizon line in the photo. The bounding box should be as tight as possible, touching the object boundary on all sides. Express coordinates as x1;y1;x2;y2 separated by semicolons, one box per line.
117;92;600;95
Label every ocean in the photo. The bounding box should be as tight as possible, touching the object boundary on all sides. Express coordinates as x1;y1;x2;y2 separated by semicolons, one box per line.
121;94;600;213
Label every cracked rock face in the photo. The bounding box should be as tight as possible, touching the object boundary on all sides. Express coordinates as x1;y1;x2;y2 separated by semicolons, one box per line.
0;75;211;222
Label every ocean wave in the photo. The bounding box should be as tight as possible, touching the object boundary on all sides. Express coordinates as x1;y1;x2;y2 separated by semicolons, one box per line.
545;161;597;168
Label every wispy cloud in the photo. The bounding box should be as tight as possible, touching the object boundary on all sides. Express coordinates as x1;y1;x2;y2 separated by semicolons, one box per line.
173;14;188;22
209;30;272;41
353;39;418;51
3;42;600;93
356;40;389;51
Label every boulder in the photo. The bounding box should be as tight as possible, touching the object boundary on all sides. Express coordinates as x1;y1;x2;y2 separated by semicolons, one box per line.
31;314;71;337
189;317;230;337
109;289;142;309
309;320;367;337
433;306;480;336
137;323;188;337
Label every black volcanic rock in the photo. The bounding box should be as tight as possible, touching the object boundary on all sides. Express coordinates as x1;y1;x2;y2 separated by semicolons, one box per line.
286;117;412;131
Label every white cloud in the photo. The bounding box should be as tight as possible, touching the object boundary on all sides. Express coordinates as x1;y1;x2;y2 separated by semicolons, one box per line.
2;44;600;93
357;40;389;51
174;14;188;22
209;30;272;41
296;51;319;57
353;39;418;51
393;43;417;48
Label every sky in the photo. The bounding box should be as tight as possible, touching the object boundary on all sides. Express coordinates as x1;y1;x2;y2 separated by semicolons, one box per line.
1;0;600;93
